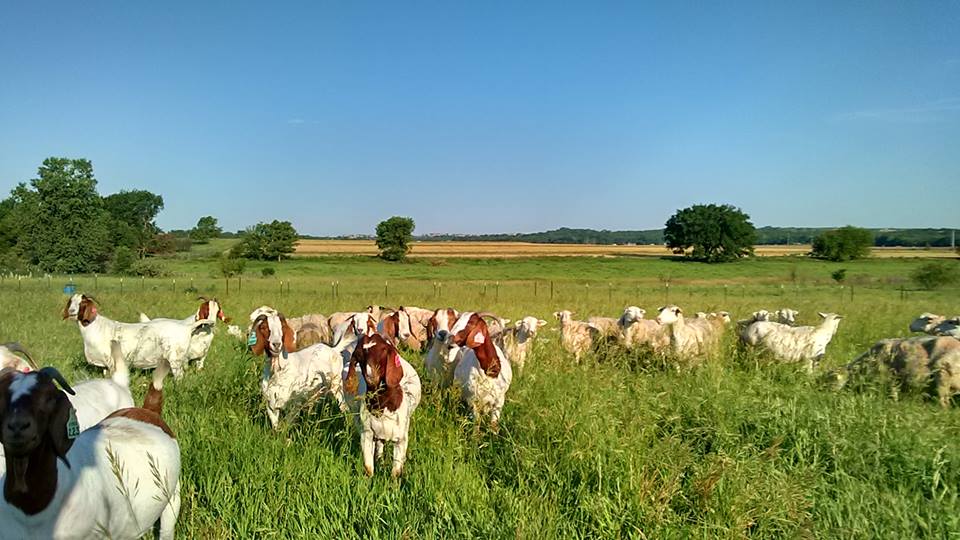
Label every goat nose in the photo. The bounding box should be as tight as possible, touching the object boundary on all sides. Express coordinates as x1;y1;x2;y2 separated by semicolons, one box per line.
436;330;448;341
5;416;33;436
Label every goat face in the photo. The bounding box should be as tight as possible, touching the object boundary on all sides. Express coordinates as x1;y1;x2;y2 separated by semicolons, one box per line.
515;316;546;340
62;294;97;326
618;307;646;327
427;308;458;343
0;368;76;466
250;313;295;358
198;298;228;323
553;310;574;324
344;334;403;412
655;305;683;325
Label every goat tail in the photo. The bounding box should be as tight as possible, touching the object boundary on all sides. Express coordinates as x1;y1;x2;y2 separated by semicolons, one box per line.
144;358;171;416
109;340;131;389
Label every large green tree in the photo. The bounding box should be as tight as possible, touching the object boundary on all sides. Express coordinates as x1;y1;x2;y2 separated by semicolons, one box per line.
663;204;756;262
236;220;298;261
10;158;114;273
811;226;873;262
376;216;415;261
103;189;164;257
189;215;222;244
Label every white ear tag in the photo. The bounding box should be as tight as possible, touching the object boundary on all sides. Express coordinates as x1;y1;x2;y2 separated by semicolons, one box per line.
66;407;80;439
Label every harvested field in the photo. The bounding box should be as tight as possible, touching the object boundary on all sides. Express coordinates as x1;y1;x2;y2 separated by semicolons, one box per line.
295;240;957;258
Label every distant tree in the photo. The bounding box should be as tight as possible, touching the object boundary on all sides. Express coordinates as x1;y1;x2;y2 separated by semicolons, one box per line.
911;262;958;290
189;216;222;244
811;226;873;262
376;216;415;261
9;158;113;273
663;204;756;263
102;189;164;258
236;220;298;261
831;269;847;284
146;233;176;255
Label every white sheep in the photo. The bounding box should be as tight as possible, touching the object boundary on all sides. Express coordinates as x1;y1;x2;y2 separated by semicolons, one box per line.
553;310;600;361
343;334;421;477
587;316;621;338
498;316;546;374
0;361;180;539
739;312;843;372
829;336;960;407
63;293;210;380
910;313;960;339
618;307;669;351
655;305;725;359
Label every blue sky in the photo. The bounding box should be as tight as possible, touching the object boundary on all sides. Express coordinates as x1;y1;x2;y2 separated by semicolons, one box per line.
1;1;957;235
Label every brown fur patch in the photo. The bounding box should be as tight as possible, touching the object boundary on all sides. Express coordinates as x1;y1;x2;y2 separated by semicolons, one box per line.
106;408;175;438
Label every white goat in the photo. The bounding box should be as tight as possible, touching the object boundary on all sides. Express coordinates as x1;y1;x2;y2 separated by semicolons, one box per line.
553;310;599;361
499;316;546;374
655;305;725;359
138;297;228;370
618;307;669;351
250;310;360;429
739;312;843;372
0;360;180;539
63;293;210;380
424;308;463;386
343;334;421;477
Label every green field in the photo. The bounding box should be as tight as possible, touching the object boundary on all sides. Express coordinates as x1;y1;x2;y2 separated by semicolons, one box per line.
3;255;960;538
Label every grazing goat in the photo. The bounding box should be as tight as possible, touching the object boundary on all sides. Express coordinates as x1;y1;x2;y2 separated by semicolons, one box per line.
618;307;669;351
553;310;599;361
655;305;725;359
399;306;434;343
63;293;210;380
0;343;36;372
0;361;180;539
449;314;513;430
587;316;621;338
344;334;421;477
827;336;960;407
739;312;843;372
910;313;960;339
424;308;462;386
139;297;229;370
499;316;546;374
251;310;359;428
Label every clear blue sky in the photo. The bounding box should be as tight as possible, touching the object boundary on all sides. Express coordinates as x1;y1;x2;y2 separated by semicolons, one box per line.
1;1;957;235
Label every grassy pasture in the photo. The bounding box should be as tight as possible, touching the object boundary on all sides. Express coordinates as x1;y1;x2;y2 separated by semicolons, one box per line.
2;255;960;538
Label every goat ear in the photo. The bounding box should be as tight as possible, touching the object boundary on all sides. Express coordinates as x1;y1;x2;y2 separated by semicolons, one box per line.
818;312;827;319
250;318;267;356
48;393;76;468
62;298;71;320
385;346;403;388
280;317;296;354
537;319;547;327
78;300;97;326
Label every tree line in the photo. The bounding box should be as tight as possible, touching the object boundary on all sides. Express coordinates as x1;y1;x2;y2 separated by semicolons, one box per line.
0;158;298;274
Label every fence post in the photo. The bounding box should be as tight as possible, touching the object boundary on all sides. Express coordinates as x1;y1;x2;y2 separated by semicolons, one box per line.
550;281;554;299
585;283;589;300
534;281;537;297
94;274;98;292
665;283;670;303
496;282;500;301
332;281;336;299
120;278;123;294
172;279;176;294
238;276;242;292
384;281;388;300
280;280;284;296
141;276;144;290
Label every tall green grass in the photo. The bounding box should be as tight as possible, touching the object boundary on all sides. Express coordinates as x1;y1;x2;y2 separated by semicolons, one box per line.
2;256;958;538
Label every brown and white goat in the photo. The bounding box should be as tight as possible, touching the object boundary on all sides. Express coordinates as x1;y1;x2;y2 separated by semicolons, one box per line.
344;334;421;477
0;357;180;539
449;314;513;429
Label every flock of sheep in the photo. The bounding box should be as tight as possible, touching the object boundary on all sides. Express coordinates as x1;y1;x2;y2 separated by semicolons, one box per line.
0;292;958;539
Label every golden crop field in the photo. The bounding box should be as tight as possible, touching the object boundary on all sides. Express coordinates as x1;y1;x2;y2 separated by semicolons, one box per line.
295;239;957;258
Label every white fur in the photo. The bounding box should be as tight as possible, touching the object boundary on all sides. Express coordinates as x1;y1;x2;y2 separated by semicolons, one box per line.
138;299;224;370
739;312;843;372
65;294;209;380
499;316;546;374
553;310;599;361
618;307;669;351
0;416;181;540
453;342;513;428
655;305;725;358
424;309;466;386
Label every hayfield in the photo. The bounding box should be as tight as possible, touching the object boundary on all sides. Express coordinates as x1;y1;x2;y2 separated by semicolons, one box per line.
294;239;959;259
3;255;960;538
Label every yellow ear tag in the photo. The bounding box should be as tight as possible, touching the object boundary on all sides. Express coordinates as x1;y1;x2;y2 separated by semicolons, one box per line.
66;407;80;439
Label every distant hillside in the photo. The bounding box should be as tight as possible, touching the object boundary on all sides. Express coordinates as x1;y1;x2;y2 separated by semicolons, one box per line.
302;227;956;247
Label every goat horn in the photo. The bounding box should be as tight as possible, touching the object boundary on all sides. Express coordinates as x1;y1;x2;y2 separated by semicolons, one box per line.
83;294;99;304
476;312;502;321
39;367;75;395
197;296;209;302
1;342;38;371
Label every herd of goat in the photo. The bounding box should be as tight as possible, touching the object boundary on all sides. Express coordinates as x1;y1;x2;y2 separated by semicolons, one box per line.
0;292;958;539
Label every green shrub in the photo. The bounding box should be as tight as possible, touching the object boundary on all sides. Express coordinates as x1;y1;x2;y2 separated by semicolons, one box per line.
911;261;958;290
111;246;135;274
261;267;276;277
130;258;169;277
811;226;873;261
